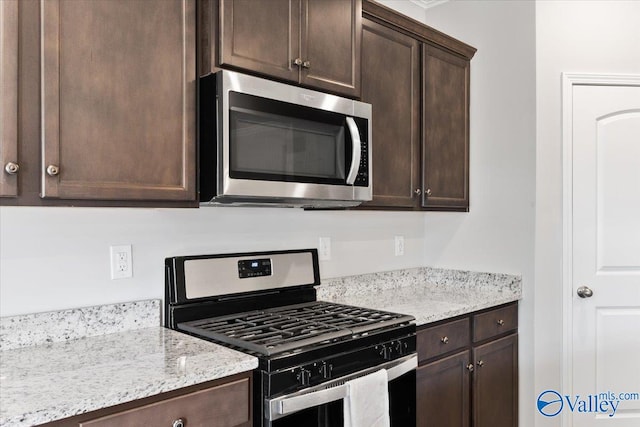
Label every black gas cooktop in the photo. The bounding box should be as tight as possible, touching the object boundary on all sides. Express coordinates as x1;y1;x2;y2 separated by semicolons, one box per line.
178;301;414;356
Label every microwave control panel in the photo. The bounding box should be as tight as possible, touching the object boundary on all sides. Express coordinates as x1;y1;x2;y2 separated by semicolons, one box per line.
354;118;369;187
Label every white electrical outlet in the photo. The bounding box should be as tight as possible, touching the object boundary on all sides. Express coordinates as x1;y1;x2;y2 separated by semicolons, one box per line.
318;237;332;261
394;236;404;256
110;245;133;279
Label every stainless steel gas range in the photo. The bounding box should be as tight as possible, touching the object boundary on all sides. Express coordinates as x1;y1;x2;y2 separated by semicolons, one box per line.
165;249;417;427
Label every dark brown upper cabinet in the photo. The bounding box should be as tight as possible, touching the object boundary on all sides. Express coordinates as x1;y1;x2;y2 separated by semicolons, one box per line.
1;0;19;197
422;45;470;211
217;0;361;98
2;0;197;207
360;18;420;208
360;0;475;211
39;0;196;202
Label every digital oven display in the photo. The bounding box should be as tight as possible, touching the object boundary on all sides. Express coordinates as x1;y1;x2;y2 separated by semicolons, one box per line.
238;258;272;279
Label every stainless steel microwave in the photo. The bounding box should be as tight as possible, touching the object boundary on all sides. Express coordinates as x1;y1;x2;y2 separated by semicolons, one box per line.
198;70;372;208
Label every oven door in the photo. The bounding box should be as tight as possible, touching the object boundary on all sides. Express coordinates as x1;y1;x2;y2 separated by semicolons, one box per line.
265;354;417;427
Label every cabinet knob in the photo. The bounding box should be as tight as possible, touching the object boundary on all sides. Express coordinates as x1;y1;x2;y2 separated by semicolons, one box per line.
46;165;60;176
477;360;484;367
172;419;185;427
293;58;303;67
426;188;432;196
4;162;19;175
302;60;311;69
414;188;421;196
466;363;474;372
440;336;449;344
497;319;505;326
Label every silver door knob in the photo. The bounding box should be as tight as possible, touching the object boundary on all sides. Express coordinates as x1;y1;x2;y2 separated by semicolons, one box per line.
414;188;421;195
302;60;311;69
577;286;593;298
426;188;432;196
466;363;474;372
4;162;19;174
172;419;185;427
293;58;303;67
441;336;449;344
46;165;60;176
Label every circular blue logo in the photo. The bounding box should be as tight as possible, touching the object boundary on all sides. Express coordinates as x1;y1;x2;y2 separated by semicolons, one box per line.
537;390;564;417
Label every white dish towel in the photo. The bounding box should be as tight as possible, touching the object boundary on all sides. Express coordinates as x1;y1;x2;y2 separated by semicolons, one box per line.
343;369;390;427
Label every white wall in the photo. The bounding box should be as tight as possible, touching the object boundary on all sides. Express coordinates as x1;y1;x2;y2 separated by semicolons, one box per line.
380;0;537;425
535;2;640;426
0;206;426;316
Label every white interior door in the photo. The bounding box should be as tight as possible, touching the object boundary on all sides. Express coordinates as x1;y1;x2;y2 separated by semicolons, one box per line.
570;80;640;425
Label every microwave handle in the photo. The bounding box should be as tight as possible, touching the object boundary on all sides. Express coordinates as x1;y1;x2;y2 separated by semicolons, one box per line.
345;117;362;185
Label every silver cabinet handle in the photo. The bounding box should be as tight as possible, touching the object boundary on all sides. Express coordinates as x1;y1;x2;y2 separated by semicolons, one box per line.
466;363;474;372
46;165;60;176
4;162;19;175
345;117;361;185
302;60;311;69
477;360;484;367
293;58;303;67
426;188;432;196
414;188;421;196
497;319;505;326
172;419;184;427
577;286;593;298
441;336;449;344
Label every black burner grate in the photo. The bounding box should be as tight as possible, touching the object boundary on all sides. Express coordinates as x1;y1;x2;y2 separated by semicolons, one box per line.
178;301;414;356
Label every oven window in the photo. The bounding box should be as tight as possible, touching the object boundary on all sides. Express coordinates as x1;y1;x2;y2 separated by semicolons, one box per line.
272;401;343;427
228;92;350;185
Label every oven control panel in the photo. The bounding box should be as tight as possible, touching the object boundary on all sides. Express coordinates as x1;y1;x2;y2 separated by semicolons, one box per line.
238;258;272;278
268;333;416;394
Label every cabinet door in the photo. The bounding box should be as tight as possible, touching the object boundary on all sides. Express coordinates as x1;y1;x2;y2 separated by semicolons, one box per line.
422;45;470;211
219;0;300;83
417;350;471;427
300;0;361;97
40;0;196;201
473;334;518;427
1;0;19;197
360;19;420;208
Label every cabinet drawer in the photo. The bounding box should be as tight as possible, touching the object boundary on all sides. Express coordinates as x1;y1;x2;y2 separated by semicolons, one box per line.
417;318;470;362
80;377;251;427
473;304;518;342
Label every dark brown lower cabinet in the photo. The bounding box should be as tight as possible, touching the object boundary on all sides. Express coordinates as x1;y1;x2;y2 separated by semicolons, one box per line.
473;334;518;427
417;351;470;427
41;372;252;427
416;303;518;427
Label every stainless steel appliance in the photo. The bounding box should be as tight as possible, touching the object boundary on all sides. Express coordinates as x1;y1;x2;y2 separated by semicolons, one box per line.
199;71;372;208
165;249;416;427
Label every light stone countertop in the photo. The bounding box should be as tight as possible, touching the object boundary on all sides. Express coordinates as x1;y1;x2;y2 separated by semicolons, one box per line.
0;327;258;427
317;267;522;325
0;267;520;426
0;300;257;427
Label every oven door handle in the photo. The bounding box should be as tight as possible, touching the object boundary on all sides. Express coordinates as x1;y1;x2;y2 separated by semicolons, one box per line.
345;116;362;185
266;354;417;421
